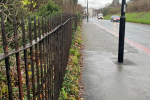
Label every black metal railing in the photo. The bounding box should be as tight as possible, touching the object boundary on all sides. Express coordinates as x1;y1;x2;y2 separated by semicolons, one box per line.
0;11;78;100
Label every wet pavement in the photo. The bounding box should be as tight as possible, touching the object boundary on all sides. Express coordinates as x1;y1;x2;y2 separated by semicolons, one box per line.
81;19;150;100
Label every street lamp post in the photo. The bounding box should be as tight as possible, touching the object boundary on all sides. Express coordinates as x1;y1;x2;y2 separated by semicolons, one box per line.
87;0;88;23
118;0;126;62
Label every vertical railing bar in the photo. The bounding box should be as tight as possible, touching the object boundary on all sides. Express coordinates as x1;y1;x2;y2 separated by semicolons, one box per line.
45;16;47;100
70;15;72;49
56;19;59;99
68;18;70;59
56;28;59;100
54;31;56;100
48;15;50;33
62;14;65;79
66;16;68;69
29;15;32;45
64;16;67;70
48;34;51;99
46;33;48;100
47;35;50;100
60;14;63;88
54;15;57;99
46;16;49;99
56;14;58;27
38;16;41;39
34;15;40;100
50;16;53;99
62;13;65;84
58;15;60;93
53;15;54;29
50;15;51;31
56;14;57;27
66;18;68;69
42;16;44;36
49;34;52;99
59;14;63;91
21;15;30;100
65;15;67;77
68;15;70;60
51;34;53;100
41;16;44;100
64;14;66;72
51;16;54;99
1;10;13;100
38;16;42;100
53;15;55;29
22;15;26;48
34;15;37;41
13;14;23;100
58;25;61;97
58;13;62;96
43;16;46;100
47;15;50;100
45;16;47;35
65;22;67;75
29;15;36;100
54;15;58;99
51;15;53;30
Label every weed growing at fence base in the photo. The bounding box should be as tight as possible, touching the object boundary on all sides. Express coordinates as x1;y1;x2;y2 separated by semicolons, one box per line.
104;12;150;24
59;23;82;100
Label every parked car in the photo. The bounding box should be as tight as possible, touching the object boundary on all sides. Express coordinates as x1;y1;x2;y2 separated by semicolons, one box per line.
97;14;103;19
111;15;120;22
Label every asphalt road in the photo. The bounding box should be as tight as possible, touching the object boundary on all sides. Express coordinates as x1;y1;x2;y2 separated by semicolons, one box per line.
90;17;150;54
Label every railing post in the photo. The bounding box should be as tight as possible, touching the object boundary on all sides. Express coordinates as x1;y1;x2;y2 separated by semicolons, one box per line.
1;10;13;100
47;15;50;100
13;13;23;100
43;15;47;99
34;15;40;100
21;14;30;100
41;16;44;100
29;15;36;100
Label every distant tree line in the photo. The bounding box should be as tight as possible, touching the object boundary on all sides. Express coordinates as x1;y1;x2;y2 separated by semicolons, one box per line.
98;0;149;16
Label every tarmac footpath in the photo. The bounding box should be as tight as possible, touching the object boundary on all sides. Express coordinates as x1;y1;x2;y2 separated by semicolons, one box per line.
81;19;150;100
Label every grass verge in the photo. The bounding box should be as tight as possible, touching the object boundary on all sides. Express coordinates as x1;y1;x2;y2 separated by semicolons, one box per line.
104;12;150;24
59;22;83;100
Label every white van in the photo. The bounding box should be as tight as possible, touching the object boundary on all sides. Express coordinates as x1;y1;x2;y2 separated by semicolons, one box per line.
97;13;103;19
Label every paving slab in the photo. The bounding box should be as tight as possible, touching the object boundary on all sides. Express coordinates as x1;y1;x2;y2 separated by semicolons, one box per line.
81;19;150;100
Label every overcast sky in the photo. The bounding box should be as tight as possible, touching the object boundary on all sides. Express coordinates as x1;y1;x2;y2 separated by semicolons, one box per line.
78;0;129;9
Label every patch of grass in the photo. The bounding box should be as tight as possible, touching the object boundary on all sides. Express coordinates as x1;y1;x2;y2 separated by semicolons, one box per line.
104;12;150;24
